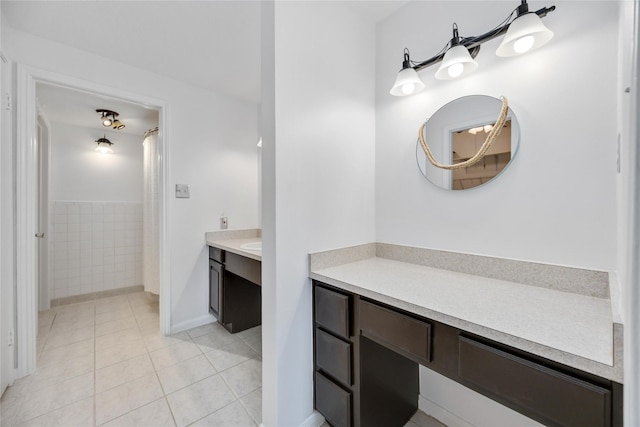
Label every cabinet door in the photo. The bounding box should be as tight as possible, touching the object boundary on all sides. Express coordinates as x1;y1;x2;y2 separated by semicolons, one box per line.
209;259;224;320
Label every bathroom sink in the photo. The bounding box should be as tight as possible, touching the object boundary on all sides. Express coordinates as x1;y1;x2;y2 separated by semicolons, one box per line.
240;241;262;251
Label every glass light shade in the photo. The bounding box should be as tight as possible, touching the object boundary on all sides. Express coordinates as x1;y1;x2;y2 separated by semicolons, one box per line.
496;12;554;57
390;67;425;96
435;45;478;80
95;141;113;154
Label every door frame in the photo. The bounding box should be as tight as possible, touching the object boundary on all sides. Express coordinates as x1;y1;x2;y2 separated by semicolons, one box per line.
16;64;172;377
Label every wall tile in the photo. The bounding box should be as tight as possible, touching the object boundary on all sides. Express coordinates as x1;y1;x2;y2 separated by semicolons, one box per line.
50;201;143;297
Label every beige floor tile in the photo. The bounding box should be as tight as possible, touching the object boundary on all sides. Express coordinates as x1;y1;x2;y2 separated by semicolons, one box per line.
239;387;261;425
204;340;258;372
100;398;176;427
219;358;262;398
95;372;164;425
50;314;95;333
143;331;191;353
37;338;94;367
16;371;93;423
20;352;94;389
96;307;135;325
184;323;221;339
95;340;147;370
410;410;447;427
95;328;142;351
0;394;24;427
95;317;138;337
237;331;261;356
95;296;130;315
132;303;159;317
166;375;236;427
149;341;202;371
95;353;155;394
15;396;94;427
191;327;240;353
190;400;257;427
157;354;217;394
43;325;95;351
135;316;160;334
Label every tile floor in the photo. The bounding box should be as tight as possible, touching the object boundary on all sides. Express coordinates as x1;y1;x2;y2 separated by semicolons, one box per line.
0;291;445;427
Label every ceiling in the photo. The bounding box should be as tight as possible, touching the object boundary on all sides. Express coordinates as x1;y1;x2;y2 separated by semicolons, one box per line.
3;1;407;104
37;82;159;137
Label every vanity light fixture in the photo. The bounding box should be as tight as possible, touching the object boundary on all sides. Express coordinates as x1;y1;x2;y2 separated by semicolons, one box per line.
390;0;555;96
434;24;478;81
95;136;114;154
96;109;126;130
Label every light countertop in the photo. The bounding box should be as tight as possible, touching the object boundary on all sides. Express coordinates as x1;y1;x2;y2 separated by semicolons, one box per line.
205;229;262;261
309;244;622;382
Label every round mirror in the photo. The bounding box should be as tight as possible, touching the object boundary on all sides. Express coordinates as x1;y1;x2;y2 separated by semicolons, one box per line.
416;95;520;190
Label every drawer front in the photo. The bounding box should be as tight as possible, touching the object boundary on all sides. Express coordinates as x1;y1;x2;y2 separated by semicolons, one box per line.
359;300;431;364
315;372;352;427
209;246;224;263
458;336;611;427
316;328;352;386
314;286;351;338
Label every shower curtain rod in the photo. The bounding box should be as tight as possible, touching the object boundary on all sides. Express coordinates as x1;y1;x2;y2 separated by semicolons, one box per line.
144;127;159;139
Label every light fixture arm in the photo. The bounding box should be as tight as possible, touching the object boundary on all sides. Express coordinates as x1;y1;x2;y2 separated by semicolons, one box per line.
410;4;555;73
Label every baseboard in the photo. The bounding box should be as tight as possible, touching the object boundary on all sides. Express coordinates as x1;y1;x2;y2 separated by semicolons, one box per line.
170;313;217;334
298;410;325;427
418;394;474;427
50;284;145;307
258;410;325;427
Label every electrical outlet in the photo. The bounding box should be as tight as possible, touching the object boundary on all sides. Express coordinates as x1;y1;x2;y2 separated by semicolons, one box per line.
220;216;228;229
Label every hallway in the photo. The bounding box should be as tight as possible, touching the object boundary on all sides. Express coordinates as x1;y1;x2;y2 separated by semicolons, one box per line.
0;292;262;426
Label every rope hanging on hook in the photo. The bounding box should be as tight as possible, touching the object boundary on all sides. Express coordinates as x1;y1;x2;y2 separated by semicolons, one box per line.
418;97;509;170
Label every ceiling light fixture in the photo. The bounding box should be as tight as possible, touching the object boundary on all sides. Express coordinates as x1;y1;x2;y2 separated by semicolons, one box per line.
96;109;125;130
390;0;555;96
95;136;114;154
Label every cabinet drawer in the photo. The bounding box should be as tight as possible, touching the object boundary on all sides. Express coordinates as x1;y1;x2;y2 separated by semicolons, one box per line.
209;246;224;263
360;300;431;364
315;371;352;427
316;328;352;386
458;336;611;427
314;286;351;338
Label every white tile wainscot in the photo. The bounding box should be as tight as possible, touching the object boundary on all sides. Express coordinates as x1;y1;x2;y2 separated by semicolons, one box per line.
52;201;143;299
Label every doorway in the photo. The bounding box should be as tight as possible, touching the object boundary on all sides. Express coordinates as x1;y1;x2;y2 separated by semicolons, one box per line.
15;65;171;378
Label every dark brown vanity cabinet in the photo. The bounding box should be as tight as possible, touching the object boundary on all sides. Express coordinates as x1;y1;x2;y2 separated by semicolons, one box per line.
208;246;261;334
209;247;224;319
312;280;622;427
313;285;354;427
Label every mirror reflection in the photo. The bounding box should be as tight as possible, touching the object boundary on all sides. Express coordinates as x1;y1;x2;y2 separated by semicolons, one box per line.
416;95;520;190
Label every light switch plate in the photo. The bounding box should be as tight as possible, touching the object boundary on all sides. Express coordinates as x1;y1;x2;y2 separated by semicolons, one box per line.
175;184;190;198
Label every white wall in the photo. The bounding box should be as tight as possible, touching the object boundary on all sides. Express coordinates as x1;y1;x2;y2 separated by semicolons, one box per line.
376;1;618;271
0;10;14;395
2;24;260;330
376;1;620;425
51;123;144;202
261;1;376;425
